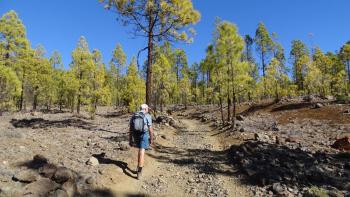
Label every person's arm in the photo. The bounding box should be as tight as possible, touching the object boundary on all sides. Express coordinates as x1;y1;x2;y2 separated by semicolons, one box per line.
147;114;153;145
149;126;153;145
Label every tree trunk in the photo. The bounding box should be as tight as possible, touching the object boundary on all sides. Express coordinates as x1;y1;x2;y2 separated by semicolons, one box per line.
219;87;224;126
77;70;83;114
70;95;74;113
77;94;81;114
33;88;38;111
227;95;231;123
146;13;154;106
261;50;267;96
232;92;236;128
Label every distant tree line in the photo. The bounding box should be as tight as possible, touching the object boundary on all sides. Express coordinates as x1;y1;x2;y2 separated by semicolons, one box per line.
1;10;350;124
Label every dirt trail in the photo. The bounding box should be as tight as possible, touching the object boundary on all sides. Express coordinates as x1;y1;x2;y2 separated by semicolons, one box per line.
109;118;250;197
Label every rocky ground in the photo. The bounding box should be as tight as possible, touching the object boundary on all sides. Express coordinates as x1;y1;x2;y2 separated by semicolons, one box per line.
0;99;349;197
185;98;350;197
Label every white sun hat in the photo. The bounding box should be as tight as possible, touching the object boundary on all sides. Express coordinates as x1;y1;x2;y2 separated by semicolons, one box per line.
140;104;149;110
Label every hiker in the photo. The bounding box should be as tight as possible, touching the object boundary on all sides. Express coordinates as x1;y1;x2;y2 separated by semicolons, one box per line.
129;104;153;179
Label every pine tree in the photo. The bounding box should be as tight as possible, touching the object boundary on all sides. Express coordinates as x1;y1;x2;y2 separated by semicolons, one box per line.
152;51;175;112
0;62;21;111
29;45;55;111
0;10;32;110
89;49;111;118
264;58;289;100
215;21;251;127
100;0;200;105
290;40;310;93
109;43;126;107
70;36;94;114
255;22;273;78
340;43;350;93
124;57;145;112
327;52;347;95
311;48;332;97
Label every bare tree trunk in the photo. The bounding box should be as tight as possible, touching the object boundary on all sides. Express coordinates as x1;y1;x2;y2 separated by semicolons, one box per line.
218;86;224;126
19;69;26;111
227;95;231;123
232;92;236;128
146;13;154;106
33;89;38;111
77;70;83;114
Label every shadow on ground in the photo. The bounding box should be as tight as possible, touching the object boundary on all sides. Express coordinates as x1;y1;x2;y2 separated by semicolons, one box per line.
149;141;349;193
148;143;234;176
271;102;316;112
10;118;115;133
92;153;137;179
229;141;350;191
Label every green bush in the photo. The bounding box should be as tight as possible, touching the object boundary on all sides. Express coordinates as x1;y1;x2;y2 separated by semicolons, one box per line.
305;186;328;197
336;95;350;104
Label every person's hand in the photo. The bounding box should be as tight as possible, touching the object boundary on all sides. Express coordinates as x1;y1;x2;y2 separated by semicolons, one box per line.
149;138;153;145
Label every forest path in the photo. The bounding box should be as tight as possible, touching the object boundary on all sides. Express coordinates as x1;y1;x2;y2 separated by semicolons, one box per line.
109;118;250;197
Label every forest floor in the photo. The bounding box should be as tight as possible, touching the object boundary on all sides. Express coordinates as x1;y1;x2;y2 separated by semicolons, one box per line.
0;97;349;197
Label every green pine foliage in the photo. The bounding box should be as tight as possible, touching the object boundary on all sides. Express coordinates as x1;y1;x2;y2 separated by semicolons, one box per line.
1;9;349;114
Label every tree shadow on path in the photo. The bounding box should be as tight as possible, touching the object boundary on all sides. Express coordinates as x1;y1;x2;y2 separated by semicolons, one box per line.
10;118;116;133
147;143;235;176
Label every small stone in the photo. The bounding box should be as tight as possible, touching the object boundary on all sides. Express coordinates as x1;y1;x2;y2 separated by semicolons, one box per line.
53;167;74;184
236;115;245;121
85;177;94;185
245;168;256;176
272;183;285;195
314;103;323;108
286;136;300;143
254;133;270;142
119;141;130;151
86;157;99;166
98;169;105;175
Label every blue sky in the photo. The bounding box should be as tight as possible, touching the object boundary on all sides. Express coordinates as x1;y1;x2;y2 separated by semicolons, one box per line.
1;0;349;71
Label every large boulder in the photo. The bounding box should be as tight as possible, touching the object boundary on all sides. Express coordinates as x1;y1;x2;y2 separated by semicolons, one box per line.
12;170;38;183
23;178;59;196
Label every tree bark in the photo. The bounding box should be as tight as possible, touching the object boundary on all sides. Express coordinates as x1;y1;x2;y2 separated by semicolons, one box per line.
146;13;154;106
218;86;224;126
227;96;231;123
232;92;236;128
